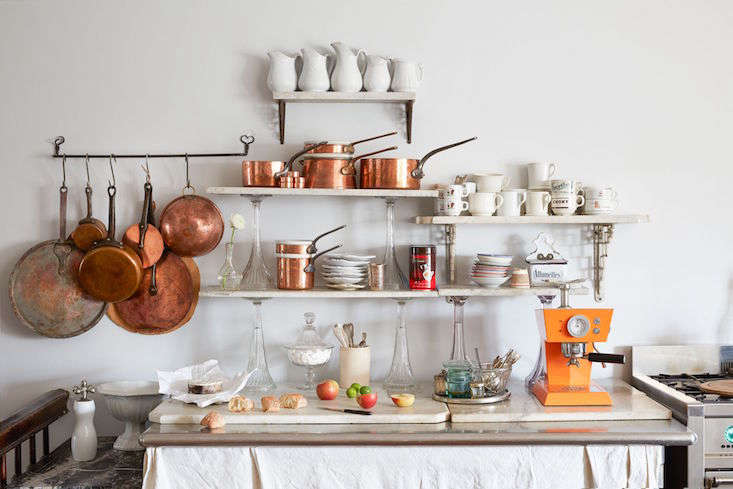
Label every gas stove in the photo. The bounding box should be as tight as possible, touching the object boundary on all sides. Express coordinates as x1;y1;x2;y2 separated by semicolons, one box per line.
633;346;733;488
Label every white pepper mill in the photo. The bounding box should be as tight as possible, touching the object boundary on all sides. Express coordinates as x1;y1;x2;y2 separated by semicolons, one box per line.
71;380;97;461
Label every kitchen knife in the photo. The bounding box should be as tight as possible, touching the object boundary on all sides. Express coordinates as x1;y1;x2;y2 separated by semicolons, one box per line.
319;407;372;416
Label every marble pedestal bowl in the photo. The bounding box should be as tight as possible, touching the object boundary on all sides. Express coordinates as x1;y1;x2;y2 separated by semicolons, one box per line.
96;381;163;451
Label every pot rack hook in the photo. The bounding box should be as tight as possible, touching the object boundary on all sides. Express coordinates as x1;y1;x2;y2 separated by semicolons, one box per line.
183;153;195;192
60;155;67;193
84;154;91;187
53;136;65;157
240;134;255;156
141;155;151;183
108;154;117;188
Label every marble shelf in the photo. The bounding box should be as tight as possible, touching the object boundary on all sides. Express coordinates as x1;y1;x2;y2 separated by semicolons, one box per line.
199;286;438;299
207;187;438;198
437;285;589;297
415;214;650;225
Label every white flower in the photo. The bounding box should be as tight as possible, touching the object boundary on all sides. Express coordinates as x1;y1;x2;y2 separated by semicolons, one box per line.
230;213;246;230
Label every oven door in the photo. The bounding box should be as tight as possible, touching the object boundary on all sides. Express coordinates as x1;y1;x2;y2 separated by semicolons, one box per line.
706;470;733;488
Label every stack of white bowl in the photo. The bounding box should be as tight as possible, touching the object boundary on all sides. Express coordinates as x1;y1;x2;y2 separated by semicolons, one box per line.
321;254;375;290
471;254;512;288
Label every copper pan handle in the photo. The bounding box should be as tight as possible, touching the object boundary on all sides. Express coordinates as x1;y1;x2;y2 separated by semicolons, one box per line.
138;182;152;251
340;146;399;175
275;140;329;178
304;244;342;273
106;185;116;240
349;131;398;146
411;137;478;180
307;224;347;254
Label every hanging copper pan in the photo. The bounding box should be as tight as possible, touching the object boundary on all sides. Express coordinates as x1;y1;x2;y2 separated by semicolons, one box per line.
77;182;143;303
71;157;106;251
303;131;397;155
358;137;478;190
122;173;164;268
9;161;106;338
242;141;327;187
300;147;397;189
159;156;224;257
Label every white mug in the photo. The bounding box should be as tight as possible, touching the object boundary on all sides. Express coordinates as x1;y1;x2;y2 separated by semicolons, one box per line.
527;163;557;190
551;192;585;216
525;191;552;216
584;197;620;214
447;184;469;199
497;189;527;217
584;185;617;200
444;196;469;216
462;182;477;195
549;179;579;194
468;192;504;216
474;173;511;193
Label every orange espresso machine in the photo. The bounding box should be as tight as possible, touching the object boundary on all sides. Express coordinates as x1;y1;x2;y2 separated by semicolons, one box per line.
528;282;625;406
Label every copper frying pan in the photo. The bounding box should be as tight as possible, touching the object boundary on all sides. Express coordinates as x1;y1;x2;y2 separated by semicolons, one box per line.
159;156;224;257
71;157;106;251
122;174;164;268
9;161;106;338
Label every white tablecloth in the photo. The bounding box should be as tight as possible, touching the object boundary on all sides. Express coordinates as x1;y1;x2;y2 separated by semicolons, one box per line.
142;445;663;489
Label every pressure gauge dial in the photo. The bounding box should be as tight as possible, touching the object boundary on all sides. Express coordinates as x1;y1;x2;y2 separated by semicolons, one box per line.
566;315;591;338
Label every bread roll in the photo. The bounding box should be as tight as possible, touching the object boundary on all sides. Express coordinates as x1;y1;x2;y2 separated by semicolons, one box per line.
261;396;280;412
200;410;225;429
279;393;307;409
228;395;254;413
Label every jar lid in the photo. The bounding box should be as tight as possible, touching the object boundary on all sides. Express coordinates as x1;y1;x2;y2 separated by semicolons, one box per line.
285;312;332;349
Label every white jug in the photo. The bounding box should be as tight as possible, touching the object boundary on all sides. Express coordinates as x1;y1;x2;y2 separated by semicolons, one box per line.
72;399;97;461
266;51;299;92
390;59;423;92
298;47;330;92
330;42;364;92
363;55;391;92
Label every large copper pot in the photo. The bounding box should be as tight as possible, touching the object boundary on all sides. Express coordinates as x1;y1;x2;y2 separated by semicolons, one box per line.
242;142;326;187
302;147;396;189
277;244;341;290
358;137;478;190
304;131;397;156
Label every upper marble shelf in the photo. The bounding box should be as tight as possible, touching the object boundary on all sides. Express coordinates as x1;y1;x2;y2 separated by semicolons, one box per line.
207;187;438;198
415;215;650;225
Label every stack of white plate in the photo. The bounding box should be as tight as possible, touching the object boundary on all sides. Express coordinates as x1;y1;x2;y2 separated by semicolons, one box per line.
321;254;375;290
471;254;512;288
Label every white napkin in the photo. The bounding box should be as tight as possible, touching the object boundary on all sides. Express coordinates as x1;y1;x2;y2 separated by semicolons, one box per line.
156;359;252;408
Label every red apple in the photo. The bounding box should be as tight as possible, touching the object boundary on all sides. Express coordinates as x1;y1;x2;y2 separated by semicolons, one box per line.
357;392;378;409
316;380;339;400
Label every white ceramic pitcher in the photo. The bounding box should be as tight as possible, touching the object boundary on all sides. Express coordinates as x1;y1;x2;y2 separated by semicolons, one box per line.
390;59;423;92
266;51;299;92
298;47;330;92
330;42;364;92
363;55;391;92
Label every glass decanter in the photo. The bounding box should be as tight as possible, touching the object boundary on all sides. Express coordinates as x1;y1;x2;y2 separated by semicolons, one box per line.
283;312;334;390
443;297;471;397
384;301;417;394
240;198;272;290
217;243;242;290
243;301;276;392
382;198;407;290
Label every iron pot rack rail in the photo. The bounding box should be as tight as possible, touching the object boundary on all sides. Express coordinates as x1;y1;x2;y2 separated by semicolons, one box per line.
51;135;255;160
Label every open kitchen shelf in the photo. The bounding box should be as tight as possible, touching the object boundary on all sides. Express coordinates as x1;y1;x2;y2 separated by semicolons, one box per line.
207;187;438;198
272;91;416;144
438;285;590;297
415;214;650;225
199;286;437;299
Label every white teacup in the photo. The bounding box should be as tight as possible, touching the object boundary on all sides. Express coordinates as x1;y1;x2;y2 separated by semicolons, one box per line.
584;197;619;214
527;163;557;190
525;190;551;216
444;197;469;216
550;192;585;216
549;179;580;194
474;173;511;193
462;182;477;195
497;189;527;217
468;192;504;216
584;185;617;200
447;184;469;199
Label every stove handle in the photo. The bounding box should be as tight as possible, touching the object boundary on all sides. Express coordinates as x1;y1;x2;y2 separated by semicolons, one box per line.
708;476;733;487
587;353;625;364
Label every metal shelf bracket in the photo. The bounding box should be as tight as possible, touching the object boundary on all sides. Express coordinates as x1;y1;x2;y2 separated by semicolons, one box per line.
592;224;614;302
445;224;457;285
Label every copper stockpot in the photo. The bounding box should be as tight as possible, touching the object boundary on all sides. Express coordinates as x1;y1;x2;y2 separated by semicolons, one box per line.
302;147;397;189
304;131;397;156
358;137;478;190
242;142;327;187
277;244;341;290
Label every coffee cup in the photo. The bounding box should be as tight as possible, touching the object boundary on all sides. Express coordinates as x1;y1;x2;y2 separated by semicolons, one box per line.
468;192;504;216
550;192;585;216
474;173;511;193
447;184;469;199
584;185;617;201
549;179;580;194
525;190;551;216
496;189;527;217
527;163;557;190
462;182;477;196
443;195;469;216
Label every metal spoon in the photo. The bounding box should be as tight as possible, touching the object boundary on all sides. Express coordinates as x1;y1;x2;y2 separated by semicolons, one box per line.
358;332;367;347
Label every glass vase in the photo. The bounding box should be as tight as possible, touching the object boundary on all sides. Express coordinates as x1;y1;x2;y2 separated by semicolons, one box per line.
384;301;416;394
448;297;468;363
217;243;242;290
240;198;272;290
243;301;276;392
382;198;407;290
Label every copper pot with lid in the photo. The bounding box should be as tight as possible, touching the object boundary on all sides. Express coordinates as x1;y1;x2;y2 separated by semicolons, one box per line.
303;131;397;156
300;147;397;189
358;137;478;190
242;140;327;187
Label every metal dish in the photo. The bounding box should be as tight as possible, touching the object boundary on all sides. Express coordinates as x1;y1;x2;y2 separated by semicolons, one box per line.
432;391;511;405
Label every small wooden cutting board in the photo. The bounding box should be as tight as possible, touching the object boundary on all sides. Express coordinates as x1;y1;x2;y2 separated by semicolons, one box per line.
700;380;733;397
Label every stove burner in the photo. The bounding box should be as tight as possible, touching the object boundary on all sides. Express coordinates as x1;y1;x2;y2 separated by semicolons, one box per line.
650;372;733;403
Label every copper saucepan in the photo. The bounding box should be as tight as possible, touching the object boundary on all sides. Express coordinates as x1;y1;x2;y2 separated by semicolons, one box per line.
122;177;164;268
358;137;478;190
71;158;107;251
277;244;341;290
242;141;327;187
304;131;397;156
301;147;397;189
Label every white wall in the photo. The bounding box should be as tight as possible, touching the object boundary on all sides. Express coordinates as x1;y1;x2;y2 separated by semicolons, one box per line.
2;0;732;457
